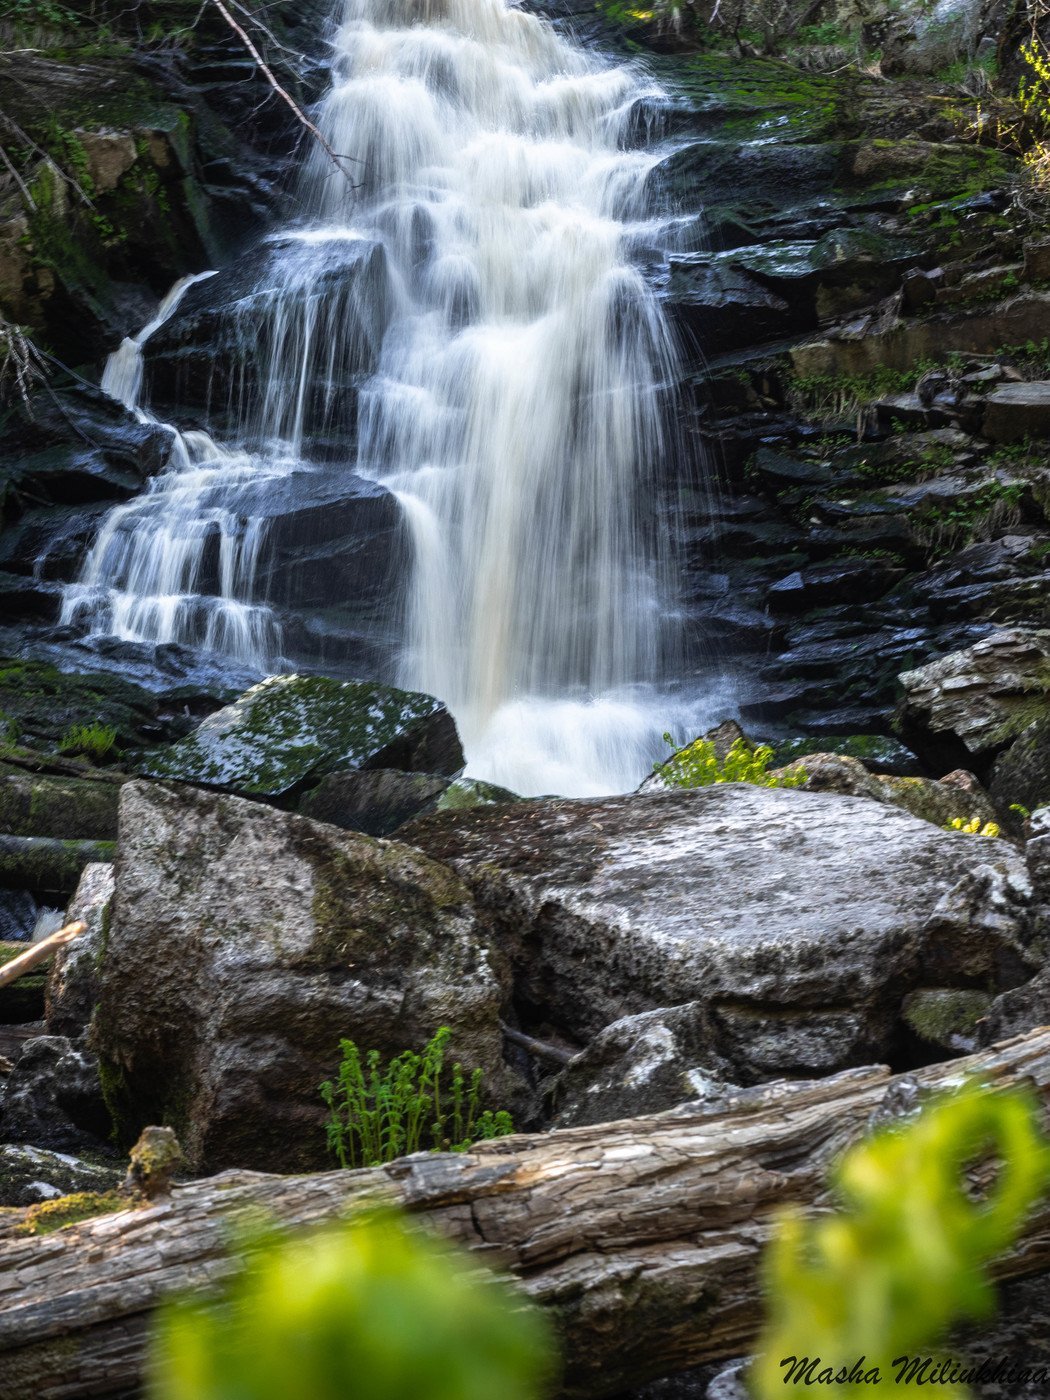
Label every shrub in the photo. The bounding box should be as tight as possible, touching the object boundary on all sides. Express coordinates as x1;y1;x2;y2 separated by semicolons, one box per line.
319;1026;514;1169
58;721;118;760
752;1082;1050;1398
149;1210;554;1400
654;735;807;791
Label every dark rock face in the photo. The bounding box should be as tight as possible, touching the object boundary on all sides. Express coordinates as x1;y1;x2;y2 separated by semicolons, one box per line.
406;784;1037;1081
0;1036;109;1153
0;384;175;512
549;1006;737;1128
981;382;1050;442
299;770;455;837
143;238;394;450
137;673;464;798
298;770;521;836
990;714;1050;815
91;782;516;1173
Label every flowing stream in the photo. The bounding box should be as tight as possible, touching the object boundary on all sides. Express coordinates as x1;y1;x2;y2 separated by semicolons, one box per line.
64;0;713;796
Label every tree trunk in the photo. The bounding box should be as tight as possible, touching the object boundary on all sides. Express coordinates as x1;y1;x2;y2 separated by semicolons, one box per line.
2;1029;1050;1400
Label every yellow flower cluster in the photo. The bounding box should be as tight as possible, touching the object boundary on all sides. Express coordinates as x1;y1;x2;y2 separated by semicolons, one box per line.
946;816;1001;838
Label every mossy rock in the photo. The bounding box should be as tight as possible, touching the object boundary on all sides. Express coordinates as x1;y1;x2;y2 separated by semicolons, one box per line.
136;674;464;799
772;733;920;774
0;1143;121;1209
0;659;167;758
0;835;115;899
901;987;992;1052
14;1189;127;1236
990;713;1050;816
0;763;123;841
435;778;521;811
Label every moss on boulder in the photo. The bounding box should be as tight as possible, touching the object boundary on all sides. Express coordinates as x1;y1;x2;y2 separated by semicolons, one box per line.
137;674;465;799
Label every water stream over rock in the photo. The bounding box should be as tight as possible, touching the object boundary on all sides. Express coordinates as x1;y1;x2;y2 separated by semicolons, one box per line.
60;0;714;796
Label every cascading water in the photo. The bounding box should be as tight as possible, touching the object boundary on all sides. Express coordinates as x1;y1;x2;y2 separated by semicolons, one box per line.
65;0;717;796
317;0;694;795
61;273;284;667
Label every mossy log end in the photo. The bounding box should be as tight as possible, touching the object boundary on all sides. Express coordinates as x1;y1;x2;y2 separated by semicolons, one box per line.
1;1030;1050;1400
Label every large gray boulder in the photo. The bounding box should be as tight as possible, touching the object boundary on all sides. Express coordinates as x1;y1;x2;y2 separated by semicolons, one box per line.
405;784;1037;1083
91;782;515;1174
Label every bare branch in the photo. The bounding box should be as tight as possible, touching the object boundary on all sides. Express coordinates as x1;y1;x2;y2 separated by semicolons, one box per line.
208;0;362;185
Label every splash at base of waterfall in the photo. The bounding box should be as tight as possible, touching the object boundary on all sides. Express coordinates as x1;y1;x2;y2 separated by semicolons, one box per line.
460;685;737;798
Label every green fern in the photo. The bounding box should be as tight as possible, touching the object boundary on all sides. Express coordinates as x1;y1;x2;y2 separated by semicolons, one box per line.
319;1027;514;1169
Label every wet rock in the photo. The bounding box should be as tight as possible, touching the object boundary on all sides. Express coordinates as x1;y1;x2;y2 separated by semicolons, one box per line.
897;628;1050;769
144;237;393;443
663;258;797;353
0;657;179;756
240;470;402;611
405;785;1036;1083
47;863;114;1041
0;890;38;943
91;782;515;1173
549;1006;737;1129
982;382;1050;443
771;733;922;775
136;673;464;799
767;557;906;612
0;1035;109;1152
0;383;176;509
0;1143;120;1208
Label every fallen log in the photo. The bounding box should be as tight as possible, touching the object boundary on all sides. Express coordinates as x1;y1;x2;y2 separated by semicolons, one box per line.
2;1028;1050;1400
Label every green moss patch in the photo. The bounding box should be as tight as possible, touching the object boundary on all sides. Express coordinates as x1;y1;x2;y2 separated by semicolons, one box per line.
16;1189;126;1236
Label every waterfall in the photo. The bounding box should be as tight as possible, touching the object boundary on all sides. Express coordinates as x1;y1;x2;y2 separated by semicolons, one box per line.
66;0;708;796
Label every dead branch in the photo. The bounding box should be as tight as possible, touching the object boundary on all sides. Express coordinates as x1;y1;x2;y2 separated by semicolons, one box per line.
0;921;85;990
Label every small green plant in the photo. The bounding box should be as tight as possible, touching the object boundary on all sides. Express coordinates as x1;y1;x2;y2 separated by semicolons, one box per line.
655;735;807;790
946;815;1001;838
58;721;118;760
150;1209;554;1400
320;1026;514;1169
752;1082;1050;1399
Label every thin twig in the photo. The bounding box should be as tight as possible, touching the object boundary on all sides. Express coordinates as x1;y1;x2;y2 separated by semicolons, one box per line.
209;0;362;184
499;1022;575;1067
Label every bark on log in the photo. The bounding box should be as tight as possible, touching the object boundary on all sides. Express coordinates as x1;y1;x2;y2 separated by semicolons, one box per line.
2;1029;1050;1400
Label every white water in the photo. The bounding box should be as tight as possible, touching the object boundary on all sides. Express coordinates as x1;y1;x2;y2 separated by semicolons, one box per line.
61;272;285;666
66;0;713;796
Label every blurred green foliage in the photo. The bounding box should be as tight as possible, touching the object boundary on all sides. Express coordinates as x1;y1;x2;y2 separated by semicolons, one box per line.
320;1025;514;1168
752;1083;1050;1398
655;734;807;790
150;1210;554;1400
